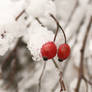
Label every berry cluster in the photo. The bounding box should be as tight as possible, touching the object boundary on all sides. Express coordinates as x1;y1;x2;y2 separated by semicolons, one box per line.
41;15;70;62
40;14;70;92
41;42;70;62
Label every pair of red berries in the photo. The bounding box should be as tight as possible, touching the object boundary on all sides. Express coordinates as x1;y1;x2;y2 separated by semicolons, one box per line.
41;41;70;62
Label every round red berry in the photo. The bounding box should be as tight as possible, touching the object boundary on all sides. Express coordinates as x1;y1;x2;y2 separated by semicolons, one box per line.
41;41;57;61
57;44;70;61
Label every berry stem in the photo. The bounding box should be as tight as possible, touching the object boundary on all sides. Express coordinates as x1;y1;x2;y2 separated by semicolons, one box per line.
52;59;66;91
52;59;59;69
50;14;67;43
53;22;59;42
39;61;46;92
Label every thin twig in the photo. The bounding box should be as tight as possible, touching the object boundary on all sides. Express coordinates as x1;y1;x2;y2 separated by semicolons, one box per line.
75;17;92;92
35;17;45;27
65;1;78;28
15;10;25;21
59;72;66;92
83;76;92;85
67;16;85;42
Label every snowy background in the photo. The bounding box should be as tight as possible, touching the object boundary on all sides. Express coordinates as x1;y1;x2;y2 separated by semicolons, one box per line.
0;0;92;92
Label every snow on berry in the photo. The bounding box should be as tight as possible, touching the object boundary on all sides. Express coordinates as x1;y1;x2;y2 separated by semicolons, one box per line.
26;20;54;61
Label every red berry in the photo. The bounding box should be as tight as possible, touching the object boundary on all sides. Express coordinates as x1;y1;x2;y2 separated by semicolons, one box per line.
57;44;70;61
41;41;57;61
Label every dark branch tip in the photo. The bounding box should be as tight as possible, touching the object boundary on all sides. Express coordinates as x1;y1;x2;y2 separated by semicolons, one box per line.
58;58;63;62
43;57;48;61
